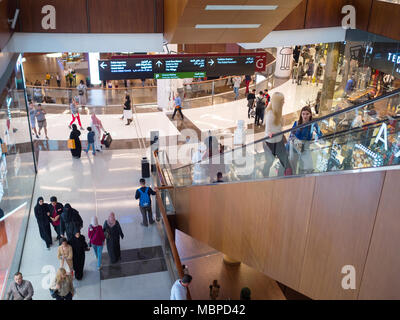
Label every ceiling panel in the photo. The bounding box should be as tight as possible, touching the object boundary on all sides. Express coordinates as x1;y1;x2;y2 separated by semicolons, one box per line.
165;0;303;44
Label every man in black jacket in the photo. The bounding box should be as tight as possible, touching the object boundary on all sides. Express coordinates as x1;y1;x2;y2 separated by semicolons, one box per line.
60;204;83;241
247;89;256;119
48;196;63;240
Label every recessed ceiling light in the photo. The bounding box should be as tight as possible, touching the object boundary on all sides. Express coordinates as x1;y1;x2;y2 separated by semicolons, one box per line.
205;5;278;10
46;53;63;58
195;24;261;29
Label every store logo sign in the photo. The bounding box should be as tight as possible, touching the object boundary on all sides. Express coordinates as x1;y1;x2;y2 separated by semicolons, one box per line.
387;53;400;65
341;5;356;30
373;123;400;157
41;5;56;30
341;265;356;290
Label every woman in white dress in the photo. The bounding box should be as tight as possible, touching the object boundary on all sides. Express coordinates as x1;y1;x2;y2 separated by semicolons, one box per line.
90;113;105;152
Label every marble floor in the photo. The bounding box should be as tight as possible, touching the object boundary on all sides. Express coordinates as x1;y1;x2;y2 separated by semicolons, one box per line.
1;111;180;144
16;150;173;300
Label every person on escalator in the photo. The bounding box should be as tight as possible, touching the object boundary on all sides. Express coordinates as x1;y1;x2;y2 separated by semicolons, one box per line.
287;106;322;174
263;92;292;176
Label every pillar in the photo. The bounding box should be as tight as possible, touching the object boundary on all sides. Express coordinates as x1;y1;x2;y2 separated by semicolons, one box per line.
274;46;293;78
223;254;241;266
320;42;340;115
156;79;178;111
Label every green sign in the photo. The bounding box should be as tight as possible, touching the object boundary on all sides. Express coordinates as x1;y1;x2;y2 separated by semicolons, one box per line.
154;72;206;79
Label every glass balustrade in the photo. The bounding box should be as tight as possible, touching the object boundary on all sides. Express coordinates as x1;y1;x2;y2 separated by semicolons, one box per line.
168;89;400;186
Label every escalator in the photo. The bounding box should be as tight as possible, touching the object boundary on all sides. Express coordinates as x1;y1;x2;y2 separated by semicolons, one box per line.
155;89;400;300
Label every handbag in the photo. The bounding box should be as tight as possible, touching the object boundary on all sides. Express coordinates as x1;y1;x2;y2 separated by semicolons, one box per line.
49;288;58;299
1;143;7;154
104;226;111;240
67;139;76;149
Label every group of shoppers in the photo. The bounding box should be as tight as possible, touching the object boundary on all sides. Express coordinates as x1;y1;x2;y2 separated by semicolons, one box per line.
33;194;125;299
246;89;271;126
69;111;106;159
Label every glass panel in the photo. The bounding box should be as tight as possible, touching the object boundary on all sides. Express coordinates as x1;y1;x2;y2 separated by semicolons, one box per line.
169;89;400;187
0;55;36;299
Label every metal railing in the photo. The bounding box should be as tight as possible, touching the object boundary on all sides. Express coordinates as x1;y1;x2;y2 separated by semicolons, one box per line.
152;150;191;299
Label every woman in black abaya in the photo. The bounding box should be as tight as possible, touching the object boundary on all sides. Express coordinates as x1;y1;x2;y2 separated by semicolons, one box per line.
103;212;124;263
70;230;89;280
69;124;82;159
34;197;52;249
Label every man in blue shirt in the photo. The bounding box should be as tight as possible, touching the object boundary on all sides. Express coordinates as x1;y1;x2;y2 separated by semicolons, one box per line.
135;178;158;226
172;93;184;120
345;77;355;95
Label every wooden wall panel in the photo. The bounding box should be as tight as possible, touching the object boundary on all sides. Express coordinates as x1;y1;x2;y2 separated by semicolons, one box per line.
358;170;400;299
174;186;210;244
237;180;272;272
174;169;400;299
263;177;315;291
175;175;316;291
274;0;307;31
88;0;160;33
305;0;372;30
156;0;165;33
368;0;400;41
18;0;88;33
299;171;385;300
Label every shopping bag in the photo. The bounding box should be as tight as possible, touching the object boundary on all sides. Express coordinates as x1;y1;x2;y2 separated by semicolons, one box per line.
67;139;76;149
1;143;7;154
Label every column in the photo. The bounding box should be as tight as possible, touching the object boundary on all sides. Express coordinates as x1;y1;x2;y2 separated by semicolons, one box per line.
223;254;241;266
274;46;293;78
320;42;340;115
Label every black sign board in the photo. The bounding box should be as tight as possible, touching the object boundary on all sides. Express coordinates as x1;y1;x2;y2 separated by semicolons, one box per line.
98;55;257;80
365;43;400;79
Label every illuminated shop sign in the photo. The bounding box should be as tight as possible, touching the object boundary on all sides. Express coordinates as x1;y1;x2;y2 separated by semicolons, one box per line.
365;43;400;79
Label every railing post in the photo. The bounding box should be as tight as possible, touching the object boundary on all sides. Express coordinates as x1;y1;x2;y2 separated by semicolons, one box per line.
211;80;215;105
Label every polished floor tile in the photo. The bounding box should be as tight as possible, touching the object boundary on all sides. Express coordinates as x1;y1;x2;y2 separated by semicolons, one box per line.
100;271;172;300
101;246;164;266
100;258;167;281
17;149;172;299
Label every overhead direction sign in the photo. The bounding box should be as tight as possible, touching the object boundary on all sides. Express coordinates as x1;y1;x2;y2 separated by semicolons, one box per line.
99;53;267;80
154;72;206;79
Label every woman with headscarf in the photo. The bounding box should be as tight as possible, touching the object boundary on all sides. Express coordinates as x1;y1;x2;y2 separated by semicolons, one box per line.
60;203;83;241
88;216;105;270
70;230;89;280
69;124;82;159
90;112;105;152
103;212;124;264
34;197;52;250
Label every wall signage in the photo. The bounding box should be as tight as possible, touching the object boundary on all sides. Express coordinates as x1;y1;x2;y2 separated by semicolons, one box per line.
98;53;266;80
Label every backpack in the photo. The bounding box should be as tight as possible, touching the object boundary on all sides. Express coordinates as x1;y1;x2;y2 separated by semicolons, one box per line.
139;187;150;207
256;97;264;109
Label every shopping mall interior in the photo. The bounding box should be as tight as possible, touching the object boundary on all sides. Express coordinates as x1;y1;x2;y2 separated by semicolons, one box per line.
1;0;400;302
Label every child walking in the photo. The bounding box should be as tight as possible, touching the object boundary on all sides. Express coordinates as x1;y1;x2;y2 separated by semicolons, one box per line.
85;127;96;155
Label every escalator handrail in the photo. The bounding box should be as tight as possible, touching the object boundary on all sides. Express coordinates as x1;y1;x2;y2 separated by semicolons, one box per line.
172;88;400;171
